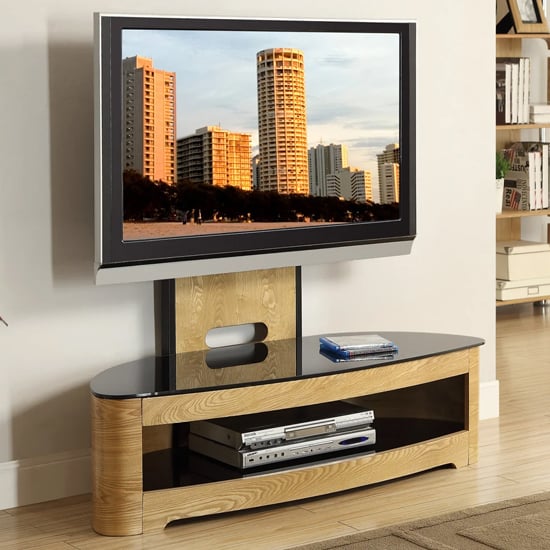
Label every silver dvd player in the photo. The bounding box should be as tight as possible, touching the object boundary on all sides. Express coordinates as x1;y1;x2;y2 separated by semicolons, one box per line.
190;401;374;450
189;426;376;469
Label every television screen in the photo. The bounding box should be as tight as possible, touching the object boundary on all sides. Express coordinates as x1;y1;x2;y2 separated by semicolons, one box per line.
95;15;416;279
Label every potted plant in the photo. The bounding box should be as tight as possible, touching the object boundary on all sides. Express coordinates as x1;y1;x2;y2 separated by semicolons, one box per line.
496;151;511;214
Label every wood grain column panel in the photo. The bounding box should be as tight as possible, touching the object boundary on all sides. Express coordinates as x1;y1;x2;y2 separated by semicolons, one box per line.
174;267;297;353
467;347;480;464
91;396;143;536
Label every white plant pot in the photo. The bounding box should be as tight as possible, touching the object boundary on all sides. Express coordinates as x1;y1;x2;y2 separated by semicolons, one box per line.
496;178;504;214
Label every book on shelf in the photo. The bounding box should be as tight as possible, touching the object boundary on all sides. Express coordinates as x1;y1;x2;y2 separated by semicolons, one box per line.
523;57;530;123
529;151;540;209
530;114;550;124
505;63;513;123
511;60;519;123
536;148;543;208
496;61;507;125
529;102;550;123
319;334;398;360
529;104;550;114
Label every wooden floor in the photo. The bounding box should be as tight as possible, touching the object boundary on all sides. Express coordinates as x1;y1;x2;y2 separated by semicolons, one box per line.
3;304;550;549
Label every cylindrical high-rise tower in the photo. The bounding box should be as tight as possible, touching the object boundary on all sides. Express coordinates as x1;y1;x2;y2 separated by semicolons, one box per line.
256;48;309;195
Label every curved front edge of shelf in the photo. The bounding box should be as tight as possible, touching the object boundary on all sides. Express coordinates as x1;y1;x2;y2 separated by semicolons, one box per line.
141;432;469;533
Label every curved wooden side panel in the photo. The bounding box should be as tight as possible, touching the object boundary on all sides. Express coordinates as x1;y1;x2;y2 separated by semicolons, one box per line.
142;432;469;533
91;396;143;536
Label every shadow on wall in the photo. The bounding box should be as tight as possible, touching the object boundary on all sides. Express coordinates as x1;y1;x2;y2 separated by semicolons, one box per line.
13;383;93;505
47;39;96;286
2;34;159;508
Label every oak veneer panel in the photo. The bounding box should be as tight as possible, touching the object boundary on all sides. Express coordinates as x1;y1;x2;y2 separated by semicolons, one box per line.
141;432;469;532
91;396;143;536
142;349;471;426
142;425;173;454
174;267;296;353
467;347;479;464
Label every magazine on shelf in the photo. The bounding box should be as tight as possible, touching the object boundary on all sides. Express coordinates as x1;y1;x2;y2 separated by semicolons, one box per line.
503;170;530;211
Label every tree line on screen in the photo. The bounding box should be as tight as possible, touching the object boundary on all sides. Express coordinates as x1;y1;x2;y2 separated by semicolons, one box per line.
123;170;398;224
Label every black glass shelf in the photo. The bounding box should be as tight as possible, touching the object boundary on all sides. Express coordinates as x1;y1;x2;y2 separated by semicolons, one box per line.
91;332;484;399
142;417;464;492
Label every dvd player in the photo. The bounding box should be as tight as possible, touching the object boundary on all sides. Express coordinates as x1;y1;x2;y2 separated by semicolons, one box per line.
188;426;376;469
190;401;374;450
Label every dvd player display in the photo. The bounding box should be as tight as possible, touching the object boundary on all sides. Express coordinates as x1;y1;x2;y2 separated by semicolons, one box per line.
190;401;374;450
188;426;376;469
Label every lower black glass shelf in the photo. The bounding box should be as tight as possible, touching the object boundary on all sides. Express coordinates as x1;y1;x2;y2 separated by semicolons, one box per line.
143;417;464;492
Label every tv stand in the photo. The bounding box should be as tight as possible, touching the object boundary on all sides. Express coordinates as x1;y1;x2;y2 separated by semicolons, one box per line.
90;331;482;536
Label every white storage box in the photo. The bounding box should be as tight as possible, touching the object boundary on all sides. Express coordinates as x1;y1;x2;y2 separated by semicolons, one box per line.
496;276;550;300
496;240;550;280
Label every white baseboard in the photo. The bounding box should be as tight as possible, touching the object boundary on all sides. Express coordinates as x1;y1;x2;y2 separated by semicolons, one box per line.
0;449;91;510
479;379;500;420
0;380;500;510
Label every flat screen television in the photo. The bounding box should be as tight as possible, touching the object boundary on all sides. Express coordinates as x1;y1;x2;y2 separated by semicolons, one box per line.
94;14;416;283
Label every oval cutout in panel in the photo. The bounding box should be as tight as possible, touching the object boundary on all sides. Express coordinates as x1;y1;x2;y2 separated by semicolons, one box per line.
206;342;269;369
206;322;268;349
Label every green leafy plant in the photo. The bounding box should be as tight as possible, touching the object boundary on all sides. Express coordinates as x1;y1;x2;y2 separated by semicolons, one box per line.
496;151;511;179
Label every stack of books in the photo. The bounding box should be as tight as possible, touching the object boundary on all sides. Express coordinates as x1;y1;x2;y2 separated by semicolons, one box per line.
319;334;398;362
496;56;530;125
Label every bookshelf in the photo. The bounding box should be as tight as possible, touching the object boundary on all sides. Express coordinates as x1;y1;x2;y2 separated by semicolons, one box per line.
496;33;550;306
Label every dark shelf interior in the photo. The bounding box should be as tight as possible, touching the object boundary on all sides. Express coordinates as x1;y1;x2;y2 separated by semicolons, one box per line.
143;417;464;492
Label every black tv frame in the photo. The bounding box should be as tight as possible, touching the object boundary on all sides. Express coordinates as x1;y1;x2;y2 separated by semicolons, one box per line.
95;14;416;272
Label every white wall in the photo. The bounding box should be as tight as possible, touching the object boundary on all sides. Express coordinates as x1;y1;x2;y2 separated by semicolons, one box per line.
0;0;496;508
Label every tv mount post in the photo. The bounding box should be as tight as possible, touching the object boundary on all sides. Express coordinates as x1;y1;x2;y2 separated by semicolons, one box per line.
155;266;301;356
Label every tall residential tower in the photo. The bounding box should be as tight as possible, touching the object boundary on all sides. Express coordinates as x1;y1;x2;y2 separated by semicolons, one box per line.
308;143;349;196
256;48;309;195
122;56;176;184
377;143;400;204
177;126;252;190
326;167;371;203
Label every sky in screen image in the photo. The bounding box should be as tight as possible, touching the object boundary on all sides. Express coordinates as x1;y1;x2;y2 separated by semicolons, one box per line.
122;27;400;179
